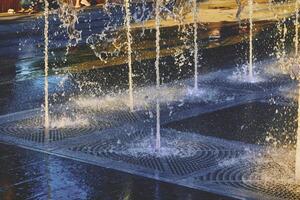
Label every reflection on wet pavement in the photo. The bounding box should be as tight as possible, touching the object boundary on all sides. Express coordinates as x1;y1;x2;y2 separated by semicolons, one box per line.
0;143;232;200
0;1;299;199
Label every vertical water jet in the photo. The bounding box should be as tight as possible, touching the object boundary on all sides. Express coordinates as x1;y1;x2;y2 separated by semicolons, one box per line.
278;17;288;75
155;0;161;152
248;0;253;80
296;85;300;181
193;0;199;90
275;17;287;71
125;0;134;111
296;0;299;56
283;19;287;58
44;0;50;142
236;0;242;26
295;0;300;182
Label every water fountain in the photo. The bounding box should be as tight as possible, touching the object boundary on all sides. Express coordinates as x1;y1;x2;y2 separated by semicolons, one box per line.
295;0;300;182
229;0;264;83
44;0;50;142
2;1;300;199
57;2;82;55
296;85;300;181
155;0;161;151
125;0;134;111
281;18;287;61
296;0;299;57
193;0;199;90
248;0;254;81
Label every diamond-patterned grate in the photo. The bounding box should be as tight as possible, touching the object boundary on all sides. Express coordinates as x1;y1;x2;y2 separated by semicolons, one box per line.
71;130;165;172
69;129;247;177
0;116;111;143
194;161;300;200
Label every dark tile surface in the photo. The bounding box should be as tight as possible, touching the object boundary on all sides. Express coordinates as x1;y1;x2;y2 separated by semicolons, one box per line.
165;102;297;145
0;143;234;200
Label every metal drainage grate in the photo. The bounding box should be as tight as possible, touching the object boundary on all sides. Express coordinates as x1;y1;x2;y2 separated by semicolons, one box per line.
71;130;165;172
0;116;111;143
166;150;243;176
194;161;300;199
70;129;246;177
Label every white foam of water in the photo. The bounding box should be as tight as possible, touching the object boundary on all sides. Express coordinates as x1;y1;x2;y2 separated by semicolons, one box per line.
115;136;198;158
275;55;300;80
248;56;298;79
74;85;185;111
75;93;129;112
74;79;234;114
253;148;297;184
229;64;264;83
74;83;218;111
219;148;297;184
278;84;298;101
186;87;219;102
49;116;90;129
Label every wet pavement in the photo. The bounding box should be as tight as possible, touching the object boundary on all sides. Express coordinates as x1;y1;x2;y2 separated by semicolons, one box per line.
165;101;297;145
0;3;284;115
0;142;233;200
0;3;299;200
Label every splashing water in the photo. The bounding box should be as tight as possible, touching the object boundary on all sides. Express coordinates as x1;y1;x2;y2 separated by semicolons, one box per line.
282;19;288;59
155;0;161;152
193;0;199;90
296;0;299;57
295;0;300;182
230;63;264;83
275;16;288;73
125;0;134;111
233;0;259;83
49;116;90;129
86;6;126;64
118;136;199;158
248;0;254;80
44;0;50;142
86;29;124;62
236;0;243;26
76;85;184;112
73;82;224;113
57;2;82;55
186;86;219;102
296;83;300;182
219;149;297;185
